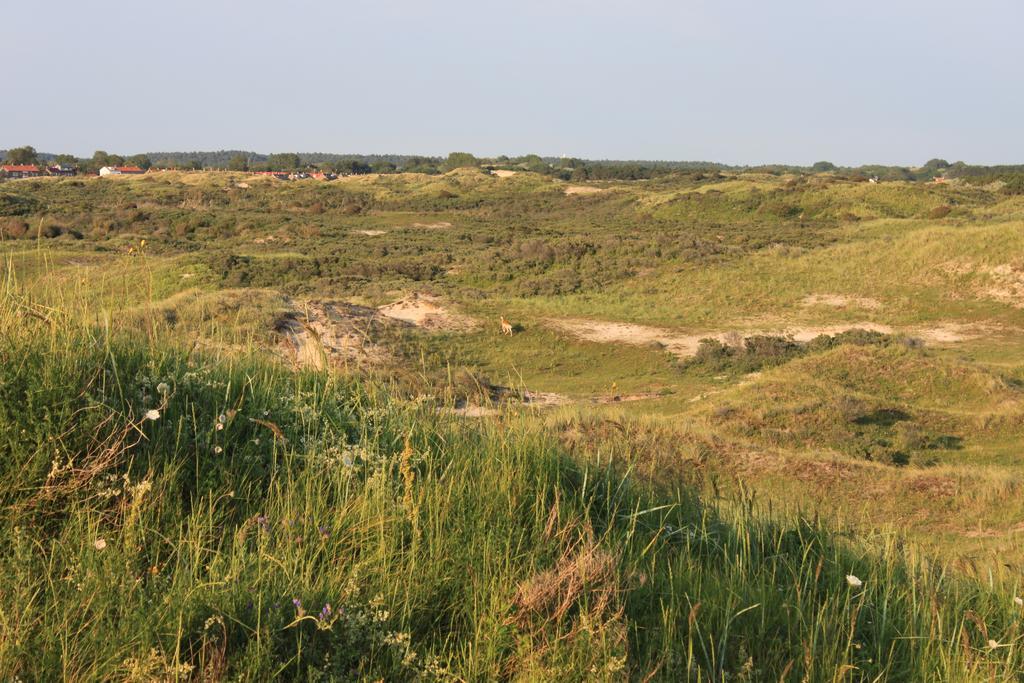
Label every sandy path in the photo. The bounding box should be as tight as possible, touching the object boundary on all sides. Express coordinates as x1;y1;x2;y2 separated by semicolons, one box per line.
547;318;989;359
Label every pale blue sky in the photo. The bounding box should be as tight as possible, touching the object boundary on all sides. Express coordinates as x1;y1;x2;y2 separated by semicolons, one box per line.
3;0;1021;165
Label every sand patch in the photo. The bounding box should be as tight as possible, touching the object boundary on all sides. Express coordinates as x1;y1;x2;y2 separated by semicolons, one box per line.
983;263;1024;308
592;391;667;405
409;221;453;229
277;300;393;370
941;259;1024;309
801;294;882;310
377;293;477;331
355;229;387;236
491;170;517;178
451;387;570;417
523;390;572;407
564;185;605;196
547;317;985;359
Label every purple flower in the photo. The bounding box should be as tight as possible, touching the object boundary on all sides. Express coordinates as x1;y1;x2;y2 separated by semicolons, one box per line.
292;598;302;608
319;603;332;619
318;525;329;539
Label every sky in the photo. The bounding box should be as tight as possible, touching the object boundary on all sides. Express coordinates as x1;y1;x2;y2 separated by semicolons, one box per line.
3;0;1022;166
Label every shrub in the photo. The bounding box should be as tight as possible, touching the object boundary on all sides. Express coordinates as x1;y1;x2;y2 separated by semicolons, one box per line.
927;205;952;219
1;218;29;239
1002;175;1024;195
686;330;895;376
805;329;892;353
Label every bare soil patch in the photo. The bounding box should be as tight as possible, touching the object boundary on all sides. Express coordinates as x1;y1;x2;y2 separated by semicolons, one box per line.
491;170;517;178
564;185;605;196
355;229;387;236
378;293;477;331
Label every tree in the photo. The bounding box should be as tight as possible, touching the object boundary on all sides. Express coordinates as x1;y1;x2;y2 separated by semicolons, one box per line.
923;158;950;170
53;154;78;166
127;154;152;170
443;152;478;171
227;154;249;171
812;161;837;173
403;157;440;174
91;150;112;168
5;146;39;165
335;159;371;175
266;153;301;171
371;160;397;174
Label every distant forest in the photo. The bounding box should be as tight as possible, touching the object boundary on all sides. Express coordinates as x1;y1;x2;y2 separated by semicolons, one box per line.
3;146;1024;187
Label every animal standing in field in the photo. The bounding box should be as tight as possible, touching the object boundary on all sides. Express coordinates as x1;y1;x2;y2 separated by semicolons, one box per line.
500;316;514;336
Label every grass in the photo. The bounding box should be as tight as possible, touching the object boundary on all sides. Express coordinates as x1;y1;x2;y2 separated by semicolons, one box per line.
5;169;1024;677
5;281;1024;680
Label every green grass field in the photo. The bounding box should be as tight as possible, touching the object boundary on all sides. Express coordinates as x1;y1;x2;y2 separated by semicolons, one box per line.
3;169;1024;679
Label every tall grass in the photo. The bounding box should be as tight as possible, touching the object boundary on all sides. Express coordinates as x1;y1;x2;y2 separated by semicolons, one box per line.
2;268;1024;679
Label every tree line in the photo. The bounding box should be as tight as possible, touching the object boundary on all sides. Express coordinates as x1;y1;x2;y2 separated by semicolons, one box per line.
5;145;1024;189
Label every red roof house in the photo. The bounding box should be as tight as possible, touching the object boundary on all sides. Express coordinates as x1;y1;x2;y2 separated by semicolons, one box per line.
1;164;41;179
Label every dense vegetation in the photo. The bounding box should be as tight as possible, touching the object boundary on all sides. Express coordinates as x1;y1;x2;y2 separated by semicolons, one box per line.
9;145;1024;184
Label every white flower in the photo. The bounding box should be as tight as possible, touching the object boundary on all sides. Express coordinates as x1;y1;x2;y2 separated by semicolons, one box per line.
214;446;223;454
144;409;160;421
216;423;224;431
156;382;170;395
846;574;863;588
94;538;107;551
988;639;1000;649
1014;596;1023;607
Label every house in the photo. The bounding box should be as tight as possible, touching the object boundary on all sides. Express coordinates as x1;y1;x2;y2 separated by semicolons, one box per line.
99;165;145;176
251;171;291;180
1;164;41;179
47;164;78;177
